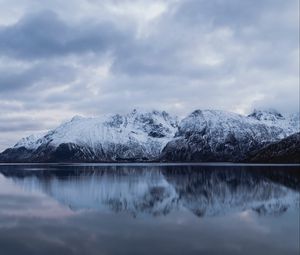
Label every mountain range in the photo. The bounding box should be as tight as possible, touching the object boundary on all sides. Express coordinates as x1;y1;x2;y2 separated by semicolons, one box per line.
0;109;299;163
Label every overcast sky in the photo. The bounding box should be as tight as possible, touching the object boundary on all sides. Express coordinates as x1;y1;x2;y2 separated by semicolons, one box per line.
0;0;299;150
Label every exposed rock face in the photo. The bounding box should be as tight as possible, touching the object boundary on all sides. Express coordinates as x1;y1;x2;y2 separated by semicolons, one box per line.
0;109;298;163
160;110;299;162
247;132;300;163
0;147;35;162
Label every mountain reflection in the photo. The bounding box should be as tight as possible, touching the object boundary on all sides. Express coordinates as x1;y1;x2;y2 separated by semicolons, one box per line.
0;165;299;217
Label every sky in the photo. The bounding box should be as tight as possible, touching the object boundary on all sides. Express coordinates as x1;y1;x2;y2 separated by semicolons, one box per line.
0;0;299;150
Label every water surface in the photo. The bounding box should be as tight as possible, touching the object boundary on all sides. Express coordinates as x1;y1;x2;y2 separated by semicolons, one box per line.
0;164;299;255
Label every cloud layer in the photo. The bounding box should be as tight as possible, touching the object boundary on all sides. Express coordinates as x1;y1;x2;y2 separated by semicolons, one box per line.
0;0;299;150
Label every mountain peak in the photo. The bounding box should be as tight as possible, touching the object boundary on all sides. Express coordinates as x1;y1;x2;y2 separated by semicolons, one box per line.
1;108;298;162
248;109;284;121
70;115;84;122
14;134;42;150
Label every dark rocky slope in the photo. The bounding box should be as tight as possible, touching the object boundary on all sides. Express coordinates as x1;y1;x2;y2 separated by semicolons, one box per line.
247;132;300;163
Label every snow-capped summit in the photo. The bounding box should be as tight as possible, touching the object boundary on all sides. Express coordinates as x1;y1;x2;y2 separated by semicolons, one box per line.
161;109;299;162
0;108;299;162
248;109;285;121
70;115;85;122
14;134;43;150
247;109;299;135
9;109;178;162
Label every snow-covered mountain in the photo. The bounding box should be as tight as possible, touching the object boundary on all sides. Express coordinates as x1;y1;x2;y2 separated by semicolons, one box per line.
0;109;178;162
160;109;299;162
0;108;298;162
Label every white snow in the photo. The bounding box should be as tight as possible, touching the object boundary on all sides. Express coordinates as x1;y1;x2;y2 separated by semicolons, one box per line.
14;109;178;159
178;109;299;142
13;109;299;159
14;134;44;150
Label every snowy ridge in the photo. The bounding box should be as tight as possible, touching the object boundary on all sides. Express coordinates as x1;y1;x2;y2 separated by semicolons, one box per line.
11;109;178;161
178;109;299;139
247;109;299;134
15;109;177;149
14;134;44;150
1;108;299;162
161;109;299;162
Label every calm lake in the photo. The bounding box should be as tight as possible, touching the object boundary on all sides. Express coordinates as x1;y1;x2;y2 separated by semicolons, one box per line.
0;164;299;255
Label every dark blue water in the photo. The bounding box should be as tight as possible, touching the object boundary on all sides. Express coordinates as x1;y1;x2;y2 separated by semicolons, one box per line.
0;164;299;255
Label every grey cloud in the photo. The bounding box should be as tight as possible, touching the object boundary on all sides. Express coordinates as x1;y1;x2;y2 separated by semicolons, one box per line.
173;0;293;28
0;0;298;149
0;116;48;132
0;62;77;93
111;0;298;79
0;10;131;60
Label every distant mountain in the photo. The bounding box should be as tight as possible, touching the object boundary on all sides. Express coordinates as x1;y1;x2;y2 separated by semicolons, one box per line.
160;109;299;162
0;109;178;162
247;132;300;163
0;109;299;163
